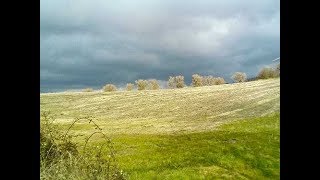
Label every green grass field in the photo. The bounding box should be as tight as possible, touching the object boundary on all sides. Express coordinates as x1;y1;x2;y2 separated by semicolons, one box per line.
40;78;280;179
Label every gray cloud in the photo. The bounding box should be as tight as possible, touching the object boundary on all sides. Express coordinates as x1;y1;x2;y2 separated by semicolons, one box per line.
40;0;279;92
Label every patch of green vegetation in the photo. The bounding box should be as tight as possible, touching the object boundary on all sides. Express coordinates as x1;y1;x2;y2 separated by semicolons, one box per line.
110;113;279;179
40;114;126;180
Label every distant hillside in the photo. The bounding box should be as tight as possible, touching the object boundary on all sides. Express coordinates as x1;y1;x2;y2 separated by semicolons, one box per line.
40;78;280;135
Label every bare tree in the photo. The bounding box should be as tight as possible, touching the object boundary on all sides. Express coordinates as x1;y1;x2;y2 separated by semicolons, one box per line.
135;79;148;90
167;75;185;88
231;72;247;83
213;77;226;85
126;83;134;91
192;74;203;87
257;67;277;79
148;79;160;90
103;84;117;92
167;76;176;89
175;75;185;88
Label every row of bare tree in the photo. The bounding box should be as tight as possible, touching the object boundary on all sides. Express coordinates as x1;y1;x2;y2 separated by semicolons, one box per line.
86;64;279;92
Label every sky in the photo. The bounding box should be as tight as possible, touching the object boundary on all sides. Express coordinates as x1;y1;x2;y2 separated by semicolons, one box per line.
40;0;280;92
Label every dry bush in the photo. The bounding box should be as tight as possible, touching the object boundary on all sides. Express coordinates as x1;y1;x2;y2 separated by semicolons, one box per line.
148;79;160;90
192;74;203;87
82;88;93;92
257;67;278;79
231;72;247;83
213;77;226;85
103;84;117;92
126;83;134;91
135;79;148;90
40;113;126;180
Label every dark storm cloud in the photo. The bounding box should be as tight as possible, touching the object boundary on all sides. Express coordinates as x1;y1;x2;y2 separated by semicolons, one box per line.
40;0;279;92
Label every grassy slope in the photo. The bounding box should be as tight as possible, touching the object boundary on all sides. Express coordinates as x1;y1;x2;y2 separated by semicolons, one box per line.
114;114;279;179
40;78;280;179
40;79;279;135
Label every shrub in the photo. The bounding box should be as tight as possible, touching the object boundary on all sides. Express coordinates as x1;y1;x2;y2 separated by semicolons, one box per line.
82;88;93;92
40;113;126;180
213;77;226;85
103;84;117;92
231;72;247;83
40;112;79;165
148;79;160;90
135;79;148;90
126;83;134;91
192;74;203;87
167;76;185;88
257;67;278;79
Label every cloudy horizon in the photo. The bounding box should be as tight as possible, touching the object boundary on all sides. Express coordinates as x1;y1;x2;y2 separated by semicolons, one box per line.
40;0;279;93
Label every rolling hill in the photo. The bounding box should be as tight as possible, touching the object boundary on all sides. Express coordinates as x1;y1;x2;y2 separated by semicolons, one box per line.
40;78;280;179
